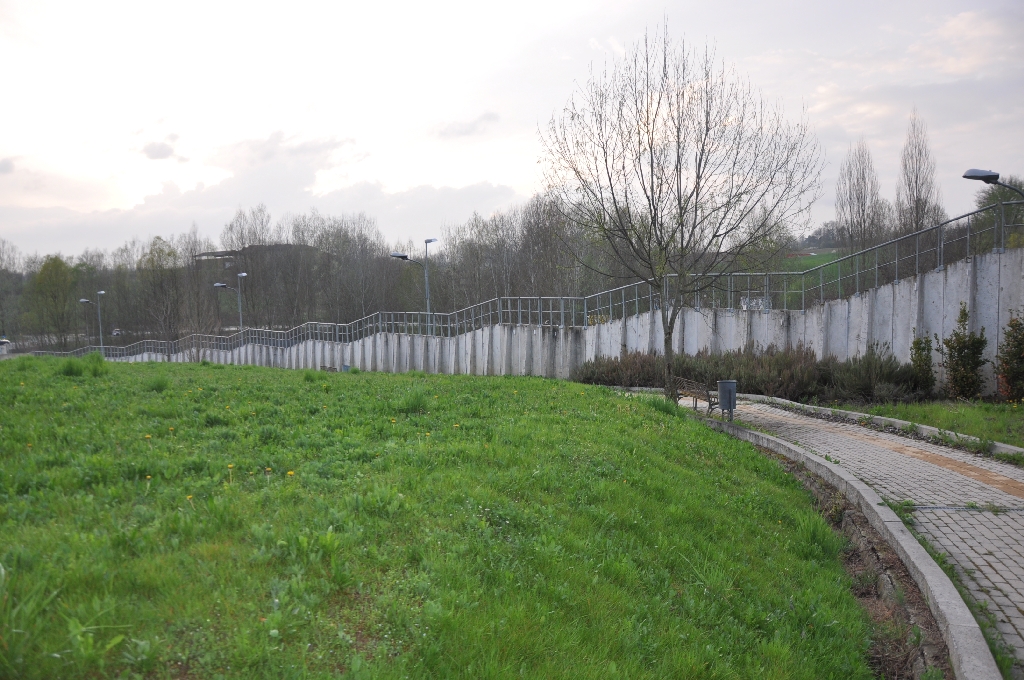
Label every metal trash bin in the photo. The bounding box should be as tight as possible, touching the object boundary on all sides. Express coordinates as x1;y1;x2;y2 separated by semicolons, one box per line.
717;380;737;421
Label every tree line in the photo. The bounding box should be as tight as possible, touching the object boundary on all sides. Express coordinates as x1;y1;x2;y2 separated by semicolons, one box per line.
0;196;648;352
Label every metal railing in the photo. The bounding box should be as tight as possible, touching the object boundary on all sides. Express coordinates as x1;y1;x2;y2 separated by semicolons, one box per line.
31;201;1022;360
687;200;1022;311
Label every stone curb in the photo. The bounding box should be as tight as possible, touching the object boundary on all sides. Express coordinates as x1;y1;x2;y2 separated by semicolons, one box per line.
702;418;1001;680
739;393;1024;457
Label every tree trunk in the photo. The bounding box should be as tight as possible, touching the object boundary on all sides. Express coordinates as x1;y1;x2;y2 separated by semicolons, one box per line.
662;304;678;402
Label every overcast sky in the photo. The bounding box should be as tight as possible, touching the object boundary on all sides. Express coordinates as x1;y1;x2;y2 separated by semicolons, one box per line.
1;0;1021;257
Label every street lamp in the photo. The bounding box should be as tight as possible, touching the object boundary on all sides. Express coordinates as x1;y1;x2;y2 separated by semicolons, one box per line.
963;169;1024;200
214;272;247;331
391;238;438;331
964;170;1024;252
78;290;105;354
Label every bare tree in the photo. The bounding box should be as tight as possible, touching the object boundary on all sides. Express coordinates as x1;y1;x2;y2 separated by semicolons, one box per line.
222;204;281;329
173;226;219;359
835;139;892;252
894;109;946;236
543;30;823;398
0;239;22;341
28;255;77;350
108;238;147;342
139;237;183;351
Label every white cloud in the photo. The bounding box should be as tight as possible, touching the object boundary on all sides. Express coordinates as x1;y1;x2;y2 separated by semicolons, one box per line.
0;0;1021;255
0;132;522;254
438;112;500;139
141;142;174;160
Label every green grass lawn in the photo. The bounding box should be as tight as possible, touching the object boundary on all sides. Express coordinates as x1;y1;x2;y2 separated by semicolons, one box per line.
1;356;875;679
775;251;839;273
843;400;1024;451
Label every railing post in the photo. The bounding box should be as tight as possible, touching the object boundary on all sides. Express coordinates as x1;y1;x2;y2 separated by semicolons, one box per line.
874;248;878;288
967;215;971;257
999;203;1007;253
915;233;920;275
938;223;944;269
819;268;823;304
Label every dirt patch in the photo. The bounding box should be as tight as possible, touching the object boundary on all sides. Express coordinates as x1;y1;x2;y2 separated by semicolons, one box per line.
760;446;953;679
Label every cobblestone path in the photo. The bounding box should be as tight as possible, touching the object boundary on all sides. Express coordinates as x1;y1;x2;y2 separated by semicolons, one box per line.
735;401;1024;671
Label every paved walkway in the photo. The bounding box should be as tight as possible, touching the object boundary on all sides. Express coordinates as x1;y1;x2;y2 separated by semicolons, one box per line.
734;401;1024;671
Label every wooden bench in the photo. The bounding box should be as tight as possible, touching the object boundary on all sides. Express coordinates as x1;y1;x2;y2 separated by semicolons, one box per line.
672;377;719;415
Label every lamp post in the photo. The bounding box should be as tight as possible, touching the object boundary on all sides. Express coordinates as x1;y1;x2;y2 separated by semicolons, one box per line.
214;272;247;331
963;170;1024;253
391;238;438;333
78;290;105;354
963;169;1024;200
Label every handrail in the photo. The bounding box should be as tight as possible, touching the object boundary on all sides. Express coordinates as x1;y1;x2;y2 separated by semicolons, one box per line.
28;200;1022;359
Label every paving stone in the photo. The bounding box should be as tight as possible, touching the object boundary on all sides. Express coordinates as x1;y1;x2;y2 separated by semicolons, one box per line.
734;401;1024;670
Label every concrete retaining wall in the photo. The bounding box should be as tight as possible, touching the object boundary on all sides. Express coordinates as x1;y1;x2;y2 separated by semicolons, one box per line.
110;247;1023;393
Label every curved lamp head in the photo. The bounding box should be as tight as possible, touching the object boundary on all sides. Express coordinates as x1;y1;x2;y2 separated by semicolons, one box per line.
79;298;91;304
425;238;438;245
963;169;1000;184
237;272;247;278
390;252;409;260
214;282;227;288
97;290;105;295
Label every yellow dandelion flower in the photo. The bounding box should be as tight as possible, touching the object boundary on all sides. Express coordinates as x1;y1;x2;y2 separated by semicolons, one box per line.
287;470;295;476
454;424;460;428
145;435;151;440
225;405;230;409
391;418;396;423
198;388;203;391
27;443;32;448
146;475;152;480
186;495;193;500
169;427;174;432
19;382;24;386
426;432;431;437
265;467;272;472
228;464;234;469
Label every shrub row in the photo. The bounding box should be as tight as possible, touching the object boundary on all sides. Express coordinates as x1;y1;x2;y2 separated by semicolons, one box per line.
573;344;932;404
574;306;1024;404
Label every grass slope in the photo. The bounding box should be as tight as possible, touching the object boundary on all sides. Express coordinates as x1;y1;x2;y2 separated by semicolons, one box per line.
846;400;1024;451
774;252;839;273
1;357;872;679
